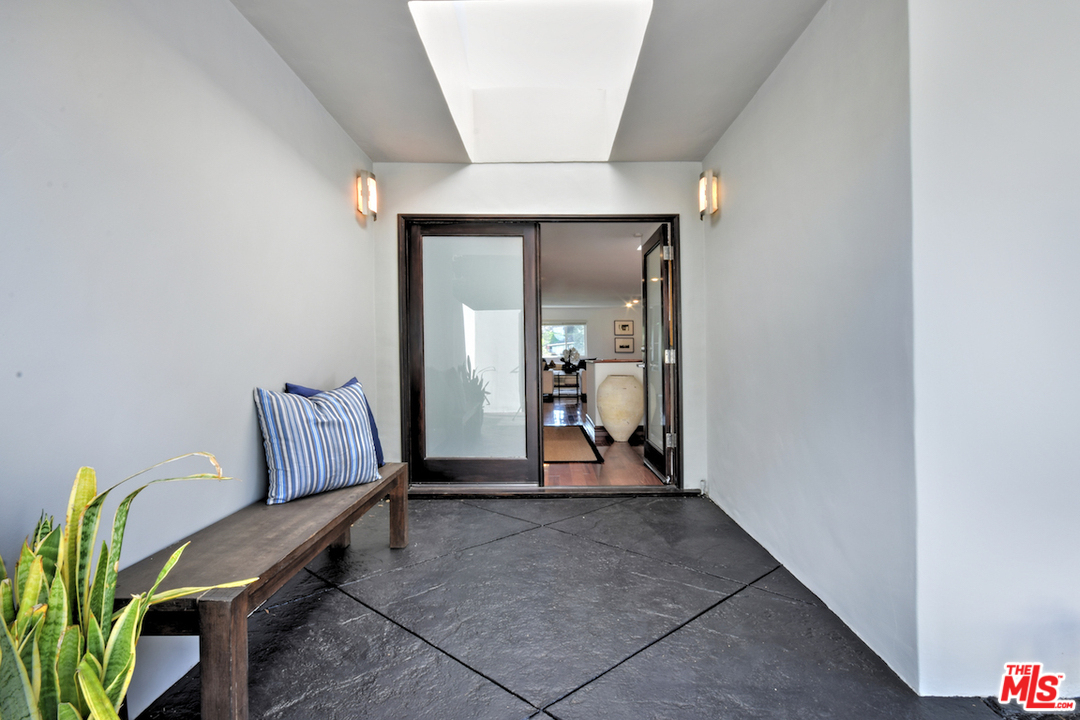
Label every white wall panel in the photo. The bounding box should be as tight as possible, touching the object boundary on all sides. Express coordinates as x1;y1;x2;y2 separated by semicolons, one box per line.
910;0;1080;696
0;0;374;712
701;0;917;686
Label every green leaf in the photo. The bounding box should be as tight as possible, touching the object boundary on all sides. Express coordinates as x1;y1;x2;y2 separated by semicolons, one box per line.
135;544;190;632
37;573;68;720
0;620;42;720
58;701;83;720
86;612;105;667
117;451;225;486
56;627;82;709
1;550;8;581
35;526;63;588
100;485;148;646
144;577;257;607
75;494;108;628
81;651;102;680
87;542;109;638
32;513;52;550
15;556;44;639
101;600;139;705
76;657;121;720
143;544;183;601
102;654;134;711
15;542;36;612
62;468;97;623
2;578;15;627
17;615;41;687
31;636;42;702
75;654;102;719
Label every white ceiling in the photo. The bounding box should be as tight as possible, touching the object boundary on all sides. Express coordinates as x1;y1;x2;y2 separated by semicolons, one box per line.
228;0;826;163
409;0;653;163
540;222;661;308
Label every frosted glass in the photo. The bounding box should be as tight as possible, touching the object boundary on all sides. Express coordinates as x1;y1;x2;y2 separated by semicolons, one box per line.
422;236;526;458
645;245;664;449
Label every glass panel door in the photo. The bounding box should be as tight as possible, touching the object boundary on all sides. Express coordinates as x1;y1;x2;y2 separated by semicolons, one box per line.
405;222;541;484
422;235;526;458
645;239;664;452
641;225;676;483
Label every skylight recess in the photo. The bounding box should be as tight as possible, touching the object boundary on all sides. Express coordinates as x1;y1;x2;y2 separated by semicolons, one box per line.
409;0;653;164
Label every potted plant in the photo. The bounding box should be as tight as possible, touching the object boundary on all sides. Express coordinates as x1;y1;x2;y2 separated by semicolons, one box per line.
459;357;491;440
0;453;253;720
560;346;581;374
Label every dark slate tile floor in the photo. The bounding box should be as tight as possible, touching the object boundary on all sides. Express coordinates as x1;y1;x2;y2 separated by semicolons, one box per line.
140;497;1005;720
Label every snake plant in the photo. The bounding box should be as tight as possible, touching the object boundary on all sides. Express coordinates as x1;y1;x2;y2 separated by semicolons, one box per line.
0;453;254;720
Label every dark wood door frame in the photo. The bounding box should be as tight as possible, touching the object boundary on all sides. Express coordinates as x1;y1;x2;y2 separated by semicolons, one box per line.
399;214;684;490
402;220;541;485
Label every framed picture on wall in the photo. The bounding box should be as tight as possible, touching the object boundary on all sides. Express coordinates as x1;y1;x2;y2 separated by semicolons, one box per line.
614;320;634;336
614;337;635;353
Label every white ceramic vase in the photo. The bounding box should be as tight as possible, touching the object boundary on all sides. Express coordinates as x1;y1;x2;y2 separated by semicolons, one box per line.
597;374;644;443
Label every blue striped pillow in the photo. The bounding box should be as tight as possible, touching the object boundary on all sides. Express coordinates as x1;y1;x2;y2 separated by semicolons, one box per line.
254;383;381;504
284;378;384;467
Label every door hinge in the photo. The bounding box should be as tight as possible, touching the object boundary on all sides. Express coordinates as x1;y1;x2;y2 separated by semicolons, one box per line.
666;432;677;448
662;245;674;261
664;348;676;364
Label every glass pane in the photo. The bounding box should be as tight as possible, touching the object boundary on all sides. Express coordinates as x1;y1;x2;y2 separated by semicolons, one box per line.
423;235;526;458
542;324;586;358
645;245;664;449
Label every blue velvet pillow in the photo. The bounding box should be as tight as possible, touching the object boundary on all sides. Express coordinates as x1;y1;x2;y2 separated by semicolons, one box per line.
285;378;384;467
254;383;381;504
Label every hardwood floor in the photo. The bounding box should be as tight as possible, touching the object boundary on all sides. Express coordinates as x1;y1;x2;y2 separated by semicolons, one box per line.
543;398;589;427
543;399;663;487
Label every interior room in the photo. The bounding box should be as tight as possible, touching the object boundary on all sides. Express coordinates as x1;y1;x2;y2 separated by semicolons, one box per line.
539;221;665;487
2;0;1078;718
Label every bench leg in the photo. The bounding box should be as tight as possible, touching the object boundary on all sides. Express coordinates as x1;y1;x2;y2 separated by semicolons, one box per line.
199;593;249;720
389;471;409;549
329;525;352;550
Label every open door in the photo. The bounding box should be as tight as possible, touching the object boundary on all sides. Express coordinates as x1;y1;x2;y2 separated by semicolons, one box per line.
403;221;541;484
641;224;678;484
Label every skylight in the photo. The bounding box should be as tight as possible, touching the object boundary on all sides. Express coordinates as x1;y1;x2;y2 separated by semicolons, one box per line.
409;0;653;164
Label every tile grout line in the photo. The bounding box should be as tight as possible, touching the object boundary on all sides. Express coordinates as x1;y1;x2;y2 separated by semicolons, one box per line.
457;496;632;528
539;565;784;717
308;523;546;590
329;582;542;713
542;522;763;587
751;584;820;608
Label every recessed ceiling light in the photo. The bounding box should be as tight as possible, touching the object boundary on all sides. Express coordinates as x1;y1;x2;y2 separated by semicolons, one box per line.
409;0;653;163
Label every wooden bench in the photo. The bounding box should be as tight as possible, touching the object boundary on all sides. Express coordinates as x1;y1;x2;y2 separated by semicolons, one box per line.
115;463;409;720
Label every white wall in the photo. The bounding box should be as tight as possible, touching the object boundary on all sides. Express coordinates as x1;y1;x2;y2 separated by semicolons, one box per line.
702;0;917;686
0;0;375;713
909;0;1080;696
371;162;707;487
542;305;643;361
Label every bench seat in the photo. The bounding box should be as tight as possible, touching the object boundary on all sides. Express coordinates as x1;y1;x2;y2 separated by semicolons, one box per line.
116;462;408;720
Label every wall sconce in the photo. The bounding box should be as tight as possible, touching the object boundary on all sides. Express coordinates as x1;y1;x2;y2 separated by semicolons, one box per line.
357;170;378;220
699;169;718;218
